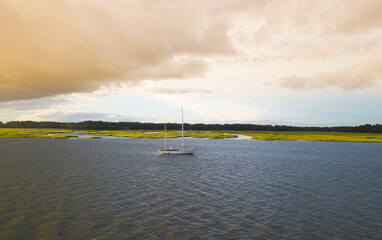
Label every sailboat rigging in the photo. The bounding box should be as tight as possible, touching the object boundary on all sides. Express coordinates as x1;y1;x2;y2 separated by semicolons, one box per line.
157;107;196;155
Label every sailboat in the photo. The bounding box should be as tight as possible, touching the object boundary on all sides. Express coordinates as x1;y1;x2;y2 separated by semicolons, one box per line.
158;107;195;155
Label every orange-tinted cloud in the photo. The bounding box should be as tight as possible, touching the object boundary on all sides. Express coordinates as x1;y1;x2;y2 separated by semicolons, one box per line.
229;0;382;90
142;87;212;94
279;58;382;90
0;0;234;101
1;0;381;101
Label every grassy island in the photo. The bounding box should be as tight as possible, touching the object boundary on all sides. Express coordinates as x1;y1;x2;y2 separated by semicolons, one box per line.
225;131;382;143
0;128;382;143
88;136;102;139
97;130;236;139
0;128;78;139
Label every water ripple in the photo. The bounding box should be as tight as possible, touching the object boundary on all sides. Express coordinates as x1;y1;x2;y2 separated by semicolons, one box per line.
0;138;381;239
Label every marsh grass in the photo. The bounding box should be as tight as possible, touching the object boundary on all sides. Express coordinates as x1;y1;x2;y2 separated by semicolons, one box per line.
224;131;382;143
97;130;237;139
88;136;102;139
76;131;99;134
97;130;382;142
0;128;78;139
1;128;381;142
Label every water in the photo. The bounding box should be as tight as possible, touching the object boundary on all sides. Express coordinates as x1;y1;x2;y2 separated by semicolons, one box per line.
0;138;381;239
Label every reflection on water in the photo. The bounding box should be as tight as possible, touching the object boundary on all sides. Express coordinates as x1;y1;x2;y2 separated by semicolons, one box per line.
0;138;381;239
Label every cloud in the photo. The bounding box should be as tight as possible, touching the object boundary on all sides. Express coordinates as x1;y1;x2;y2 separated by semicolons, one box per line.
0;97;70;111
226;0;382;90
241;0;382;36
0;0;235;101
142;87;212;94
323;0;382;34
232;0;382;61
279;58;382;90
28;111;140;122
1;0;381;100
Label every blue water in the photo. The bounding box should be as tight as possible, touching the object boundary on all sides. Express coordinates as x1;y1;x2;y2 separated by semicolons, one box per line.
0;138;381;239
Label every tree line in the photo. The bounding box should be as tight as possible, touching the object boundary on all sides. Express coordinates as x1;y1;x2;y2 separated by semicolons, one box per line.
0;120;382;133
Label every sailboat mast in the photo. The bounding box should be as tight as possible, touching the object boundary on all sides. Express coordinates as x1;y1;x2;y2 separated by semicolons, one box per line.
181;107;184;151
164;124;167;149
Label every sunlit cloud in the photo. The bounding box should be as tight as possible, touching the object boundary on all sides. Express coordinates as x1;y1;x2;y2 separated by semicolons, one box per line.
1;0;382;125
2;0;381;103
0;97;70;111
141;87;212;95
0;0;234;101
279;58;382;90
21;111;141;122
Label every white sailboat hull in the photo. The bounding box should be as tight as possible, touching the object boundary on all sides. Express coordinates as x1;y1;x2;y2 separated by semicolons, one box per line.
157;148;195;155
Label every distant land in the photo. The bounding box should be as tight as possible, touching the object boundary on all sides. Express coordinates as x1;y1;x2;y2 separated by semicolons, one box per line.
0;121;381;133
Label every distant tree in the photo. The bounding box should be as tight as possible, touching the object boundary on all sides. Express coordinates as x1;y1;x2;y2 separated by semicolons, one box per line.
3;121;65;128
1;120;382;133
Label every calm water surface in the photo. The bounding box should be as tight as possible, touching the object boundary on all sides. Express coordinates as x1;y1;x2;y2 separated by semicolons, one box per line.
0;138;381;239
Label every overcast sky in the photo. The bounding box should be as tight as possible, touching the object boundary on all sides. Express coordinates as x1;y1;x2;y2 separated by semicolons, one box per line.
1;0;381;126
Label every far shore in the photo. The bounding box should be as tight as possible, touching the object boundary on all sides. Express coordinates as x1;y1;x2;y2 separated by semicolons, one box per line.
1;128;382;143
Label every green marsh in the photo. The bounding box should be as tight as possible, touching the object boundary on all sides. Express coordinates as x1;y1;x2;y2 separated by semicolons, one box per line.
0;128;78;139
97;130;237;139
225;131;382;143
0;128;381;143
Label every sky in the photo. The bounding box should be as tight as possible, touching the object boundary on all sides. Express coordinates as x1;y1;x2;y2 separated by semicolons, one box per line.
1;0;382;126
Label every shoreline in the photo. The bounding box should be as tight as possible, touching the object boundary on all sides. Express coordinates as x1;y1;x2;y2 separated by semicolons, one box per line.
1;128;382;143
